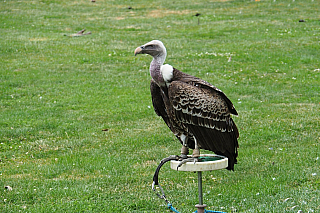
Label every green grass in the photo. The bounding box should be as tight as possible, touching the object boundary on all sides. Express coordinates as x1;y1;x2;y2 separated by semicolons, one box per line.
1;0;319;212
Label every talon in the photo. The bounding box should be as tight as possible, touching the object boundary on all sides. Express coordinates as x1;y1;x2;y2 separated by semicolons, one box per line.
177;158;193;170
176;157;199;170
193;158;198;164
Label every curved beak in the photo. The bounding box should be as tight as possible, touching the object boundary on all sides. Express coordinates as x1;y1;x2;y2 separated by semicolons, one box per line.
134;46;143;56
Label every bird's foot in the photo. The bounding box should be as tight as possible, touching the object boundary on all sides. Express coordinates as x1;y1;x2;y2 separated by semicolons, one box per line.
178;154;188;161
176;156;199;170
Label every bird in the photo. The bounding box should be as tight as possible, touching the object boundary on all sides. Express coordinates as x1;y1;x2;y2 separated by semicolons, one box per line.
134;40;239;170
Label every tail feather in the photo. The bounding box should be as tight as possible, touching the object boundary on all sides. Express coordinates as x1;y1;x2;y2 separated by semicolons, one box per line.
187;125;238;170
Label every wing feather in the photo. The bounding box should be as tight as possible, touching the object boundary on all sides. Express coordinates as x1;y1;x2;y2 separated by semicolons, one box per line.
150;79;196;149
168;81;239;170
172;68;238;116
150;79;168;121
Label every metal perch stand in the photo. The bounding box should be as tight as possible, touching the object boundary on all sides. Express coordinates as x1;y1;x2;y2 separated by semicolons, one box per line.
170;154;228;213
152;154;227;213
196;171;206;213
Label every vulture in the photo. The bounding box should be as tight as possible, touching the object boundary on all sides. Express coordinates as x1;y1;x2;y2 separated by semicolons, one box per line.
134;40;239;170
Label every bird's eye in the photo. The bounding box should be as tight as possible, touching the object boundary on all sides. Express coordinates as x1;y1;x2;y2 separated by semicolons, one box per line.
148;45;155;48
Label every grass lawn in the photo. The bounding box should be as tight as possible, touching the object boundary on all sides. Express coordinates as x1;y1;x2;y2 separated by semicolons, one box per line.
1;0;319;212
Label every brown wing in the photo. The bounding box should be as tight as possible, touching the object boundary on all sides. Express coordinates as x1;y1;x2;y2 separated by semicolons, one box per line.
150;79;171;127
171;68;238;116
150;79;195;147
168;81;239;170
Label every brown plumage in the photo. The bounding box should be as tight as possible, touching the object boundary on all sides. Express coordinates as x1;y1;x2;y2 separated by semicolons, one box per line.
135;40;239;170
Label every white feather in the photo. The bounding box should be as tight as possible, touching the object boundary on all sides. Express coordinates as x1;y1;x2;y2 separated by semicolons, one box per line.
160;64;173;83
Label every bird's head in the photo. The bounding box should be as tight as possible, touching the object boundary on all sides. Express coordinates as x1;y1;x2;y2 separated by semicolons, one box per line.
134;40;167;58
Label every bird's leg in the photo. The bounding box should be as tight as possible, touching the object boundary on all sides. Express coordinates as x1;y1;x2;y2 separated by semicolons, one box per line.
192;143;200;164
192;137;200;158
179;134;189;160
180;145;189;160
177;137;199;170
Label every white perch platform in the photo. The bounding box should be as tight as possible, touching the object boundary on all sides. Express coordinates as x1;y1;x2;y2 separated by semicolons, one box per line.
170;154;228;172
